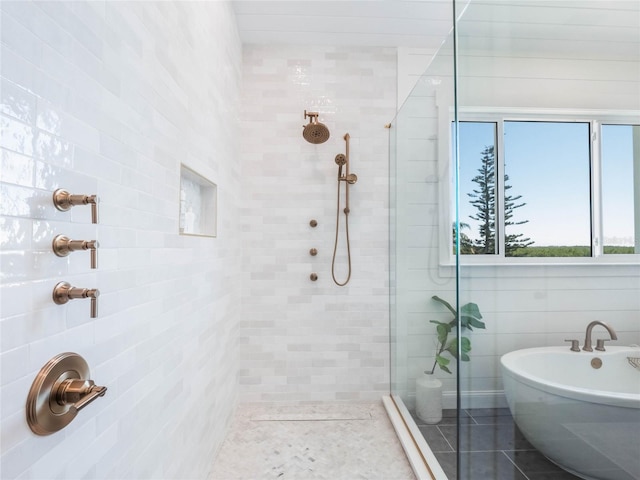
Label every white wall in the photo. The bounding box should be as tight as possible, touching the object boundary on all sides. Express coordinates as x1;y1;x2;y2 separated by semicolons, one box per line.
0;2;242;478
394;39;640;408
239;45;397;402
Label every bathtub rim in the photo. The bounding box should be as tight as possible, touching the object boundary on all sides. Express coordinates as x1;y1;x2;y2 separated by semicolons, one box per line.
500;346;640;409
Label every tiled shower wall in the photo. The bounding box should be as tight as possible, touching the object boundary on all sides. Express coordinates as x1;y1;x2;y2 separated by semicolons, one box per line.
0;2;242;478
239;46;397;402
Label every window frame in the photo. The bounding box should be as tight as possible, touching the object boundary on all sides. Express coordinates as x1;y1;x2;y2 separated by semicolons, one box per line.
439;106;640;266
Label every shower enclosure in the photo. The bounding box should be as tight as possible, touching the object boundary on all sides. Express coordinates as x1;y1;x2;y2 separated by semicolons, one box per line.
389;1;640;478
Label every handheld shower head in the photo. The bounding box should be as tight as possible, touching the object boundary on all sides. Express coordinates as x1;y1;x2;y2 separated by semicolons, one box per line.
335;153;347;177
303;110;330;144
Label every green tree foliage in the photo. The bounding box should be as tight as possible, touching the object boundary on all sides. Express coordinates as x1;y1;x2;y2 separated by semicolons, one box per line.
467;146;496;254
466;146;533;254
504;174;534;255
509;245;634;257
510;245;590;257
452;222;475;254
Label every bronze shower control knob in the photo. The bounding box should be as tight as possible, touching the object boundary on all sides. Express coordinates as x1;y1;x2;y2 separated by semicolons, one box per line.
310;248;318;256
310;273;318;281
52;235;99;269
52;189;99;224
26;352;107;435
53;282;100;318
310;219;318;227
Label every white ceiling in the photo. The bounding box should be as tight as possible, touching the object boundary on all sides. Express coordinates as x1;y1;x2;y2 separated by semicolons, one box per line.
232;0;455;49
232;0;640;56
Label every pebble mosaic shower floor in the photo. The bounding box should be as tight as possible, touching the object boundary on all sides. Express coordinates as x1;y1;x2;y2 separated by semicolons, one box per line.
209;402;416;479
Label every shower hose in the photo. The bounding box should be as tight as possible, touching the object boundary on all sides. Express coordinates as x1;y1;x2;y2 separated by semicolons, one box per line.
332;178;352;286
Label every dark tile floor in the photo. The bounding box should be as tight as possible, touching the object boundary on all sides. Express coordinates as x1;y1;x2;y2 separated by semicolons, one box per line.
411;408;582;480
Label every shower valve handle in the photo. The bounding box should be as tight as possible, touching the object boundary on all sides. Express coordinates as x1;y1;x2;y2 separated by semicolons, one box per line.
53;189;99;224
52;235;99;269
53;282;100;318
56;379;107;413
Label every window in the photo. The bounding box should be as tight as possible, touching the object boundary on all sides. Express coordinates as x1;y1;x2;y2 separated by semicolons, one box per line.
601;125;639;254
453;114;639;260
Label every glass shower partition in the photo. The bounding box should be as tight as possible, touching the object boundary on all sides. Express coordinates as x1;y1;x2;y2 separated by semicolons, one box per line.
454;1;640;479
390;1;640;479
388;19;461;479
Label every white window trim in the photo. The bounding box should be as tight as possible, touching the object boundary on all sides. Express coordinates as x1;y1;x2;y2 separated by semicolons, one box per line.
437;105;640;267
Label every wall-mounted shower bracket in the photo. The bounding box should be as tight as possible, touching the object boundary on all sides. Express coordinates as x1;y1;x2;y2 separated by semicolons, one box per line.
52;235;99;269
304;110;319;121
26;352;107;435
53;189;99;224
343;174;358;184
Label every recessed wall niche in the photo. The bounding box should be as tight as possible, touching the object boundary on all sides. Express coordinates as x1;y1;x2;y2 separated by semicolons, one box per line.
179;164;217;237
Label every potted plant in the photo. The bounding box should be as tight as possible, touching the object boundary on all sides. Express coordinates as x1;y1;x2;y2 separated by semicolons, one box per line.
416;295;486;424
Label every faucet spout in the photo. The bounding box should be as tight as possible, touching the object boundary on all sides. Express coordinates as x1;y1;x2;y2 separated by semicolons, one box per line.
583;321;618;352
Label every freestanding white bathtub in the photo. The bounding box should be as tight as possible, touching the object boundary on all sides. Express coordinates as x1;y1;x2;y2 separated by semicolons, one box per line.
501;346;640;480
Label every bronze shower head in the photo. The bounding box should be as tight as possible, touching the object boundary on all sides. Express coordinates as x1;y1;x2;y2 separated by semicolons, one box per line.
303;110;330;144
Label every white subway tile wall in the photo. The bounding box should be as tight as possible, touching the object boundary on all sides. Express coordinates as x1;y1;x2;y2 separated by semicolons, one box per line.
239;46;397;403
0;2;242;478
2;0;638;477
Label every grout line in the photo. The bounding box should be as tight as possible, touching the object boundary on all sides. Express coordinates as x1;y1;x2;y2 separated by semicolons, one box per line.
462;409;480;425
500;450;531;480
435;425;456;452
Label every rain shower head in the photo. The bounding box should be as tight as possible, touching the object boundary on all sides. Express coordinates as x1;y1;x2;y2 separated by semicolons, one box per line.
303;110;330;144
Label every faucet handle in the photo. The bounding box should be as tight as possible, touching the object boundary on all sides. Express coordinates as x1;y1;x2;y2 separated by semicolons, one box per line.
595;339;611;351
53;189;99;224
55;379;107;413
52;235;99;269
52;282;100;318
564;339;580;352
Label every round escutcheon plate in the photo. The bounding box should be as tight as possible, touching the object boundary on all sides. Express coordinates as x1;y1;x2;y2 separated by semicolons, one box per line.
26;352;90;435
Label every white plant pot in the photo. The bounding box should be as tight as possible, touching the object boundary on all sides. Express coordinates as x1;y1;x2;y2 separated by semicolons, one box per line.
416;372;443;424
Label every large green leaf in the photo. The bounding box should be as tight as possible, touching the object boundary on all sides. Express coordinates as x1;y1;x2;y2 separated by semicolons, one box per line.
461;302;482;319
430;320;451;340
460;336;471;353
466;316;486;330
436;354;452;374
460;314;486;331
445;337;471;358
432;295;457;316
436;323;450;344
445;339;459;359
